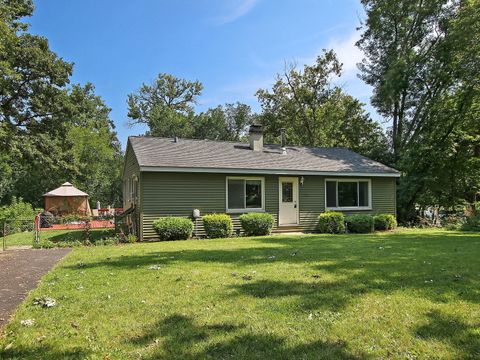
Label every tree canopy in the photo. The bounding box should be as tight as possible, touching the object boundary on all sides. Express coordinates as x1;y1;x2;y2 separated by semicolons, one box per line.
358;0;480;218
127;73;255;141
0;0;122;207
256;50;389;162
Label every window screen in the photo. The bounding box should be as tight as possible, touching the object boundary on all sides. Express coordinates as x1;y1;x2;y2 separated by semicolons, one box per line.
338;182;358;207
326;180;370;208
246;180;262;208
228;179;244;209
228;178;263;210
359;181;369;207
326;181;337;208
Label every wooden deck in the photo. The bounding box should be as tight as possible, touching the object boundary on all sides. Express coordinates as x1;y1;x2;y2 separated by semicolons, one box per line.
44;220;114;231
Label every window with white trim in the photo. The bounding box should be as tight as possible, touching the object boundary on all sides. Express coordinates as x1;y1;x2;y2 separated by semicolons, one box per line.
325;179;371;209
227;177;264;212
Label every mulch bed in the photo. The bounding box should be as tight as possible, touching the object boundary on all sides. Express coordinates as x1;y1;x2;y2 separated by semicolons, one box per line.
0;248;71;328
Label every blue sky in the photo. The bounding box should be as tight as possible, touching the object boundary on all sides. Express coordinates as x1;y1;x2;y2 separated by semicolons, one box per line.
29;0;376;148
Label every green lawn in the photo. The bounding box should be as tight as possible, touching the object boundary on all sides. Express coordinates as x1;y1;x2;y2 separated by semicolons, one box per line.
1;229;479;359
3;229;113;247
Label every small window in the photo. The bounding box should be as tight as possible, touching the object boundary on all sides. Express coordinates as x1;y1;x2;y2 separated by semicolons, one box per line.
227;177;264;212
282;182;293;203
325;179;371;210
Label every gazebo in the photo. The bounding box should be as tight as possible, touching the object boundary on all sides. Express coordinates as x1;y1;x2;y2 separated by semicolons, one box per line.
43;182;91;216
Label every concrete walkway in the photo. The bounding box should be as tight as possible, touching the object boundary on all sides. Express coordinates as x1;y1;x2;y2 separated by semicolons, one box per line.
0;248;71;328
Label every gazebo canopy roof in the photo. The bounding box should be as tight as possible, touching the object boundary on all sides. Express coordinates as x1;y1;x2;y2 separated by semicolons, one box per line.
43;182;88;197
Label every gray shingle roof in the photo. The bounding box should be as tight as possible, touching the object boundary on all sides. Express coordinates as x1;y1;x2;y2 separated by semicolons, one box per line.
129;136;399;176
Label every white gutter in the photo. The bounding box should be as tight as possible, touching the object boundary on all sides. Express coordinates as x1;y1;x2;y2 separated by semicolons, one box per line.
139;166;401;178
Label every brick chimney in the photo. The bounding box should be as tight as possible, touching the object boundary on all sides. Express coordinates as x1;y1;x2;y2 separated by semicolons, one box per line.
249;124;263;151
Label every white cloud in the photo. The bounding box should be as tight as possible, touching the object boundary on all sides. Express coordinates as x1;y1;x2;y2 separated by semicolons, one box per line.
212;0;259;25
327;31;363;77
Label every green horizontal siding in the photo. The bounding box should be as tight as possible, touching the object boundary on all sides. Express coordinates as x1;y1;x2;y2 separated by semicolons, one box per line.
123;143;140;209
139;172;397;240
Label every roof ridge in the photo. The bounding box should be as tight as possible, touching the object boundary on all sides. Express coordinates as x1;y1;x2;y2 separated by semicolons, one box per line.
129;135;352;151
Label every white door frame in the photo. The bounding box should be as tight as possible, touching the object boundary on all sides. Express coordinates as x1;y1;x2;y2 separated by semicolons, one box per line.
278;177;299;226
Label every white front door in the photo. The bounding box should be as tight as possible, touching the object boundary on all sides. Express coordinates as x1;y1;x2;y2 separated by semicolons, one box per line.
278;177;299;226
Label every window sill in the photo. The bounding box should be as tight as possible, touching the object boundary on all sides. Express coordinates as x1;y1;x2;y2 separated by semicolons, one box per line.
326;207;372;211
226;209;265;214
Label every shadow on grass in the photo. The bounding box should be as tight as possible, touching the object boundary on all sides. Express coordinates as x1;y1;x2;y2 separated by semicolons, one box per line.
127;314;365;360
0;345;90;360
44;229;114;243
415;310;480;358
65;232;480;309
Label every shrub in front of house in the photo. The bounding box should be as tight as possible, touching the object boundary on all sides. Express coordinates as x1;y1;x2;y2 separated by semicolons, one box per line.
374;214;397;231
239;213;275;236
153;217;194;240
318;211;345;234
346;214;374;233
202;213;233;238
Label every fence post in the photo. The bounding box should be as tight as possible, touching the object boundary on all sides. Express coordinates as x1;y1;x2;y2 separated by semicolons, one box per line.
34;214;40;247
2;221;6;251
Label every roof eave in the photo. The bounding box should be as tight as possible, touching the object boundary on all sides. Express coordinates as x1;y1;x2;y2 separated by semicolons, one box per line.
138;166;401;178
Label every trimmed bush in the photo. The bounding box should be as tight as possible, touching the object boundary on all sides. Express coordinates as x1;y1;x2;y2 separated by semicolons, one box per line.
318;211;345;234
346;214;374;233
202;213;233;238
239;213;275;236
374;214;397;231
153;217;194;240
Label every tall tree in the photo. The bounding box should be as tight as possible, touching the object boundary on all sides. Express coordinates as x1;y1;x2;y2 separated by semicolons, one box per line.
256;50;389;161
127;73;203;138
357;0;480;218
192;102;254;141
0;1;123;207
0;0;73;201
8;84;123;207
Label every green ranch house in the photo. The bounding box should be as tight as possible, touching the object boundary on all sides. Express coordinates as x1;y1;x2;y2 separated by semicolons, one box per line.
123;126;400;240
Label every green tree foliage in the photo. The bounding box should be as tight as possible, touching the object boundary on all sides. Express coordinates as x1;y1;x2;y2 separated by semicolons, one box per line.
192;103;255;141
358;0;480;218
255;50;389;162
65;85;123;207
128;73;254;141
127;73;203;138
0;0;73;201
0;1;123;207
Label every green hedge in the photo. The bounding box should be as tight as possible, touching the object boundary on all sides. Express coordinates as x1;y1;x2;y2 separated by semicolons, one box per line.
153;217;194;240
239;213;275;236
318;211;345;234
346;214;374;233
374;214;397;231
202;213;233;238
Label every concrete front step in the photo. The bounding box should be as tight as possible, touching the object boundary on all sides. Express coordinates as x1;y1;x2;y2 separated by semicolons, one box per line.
273;226;303;233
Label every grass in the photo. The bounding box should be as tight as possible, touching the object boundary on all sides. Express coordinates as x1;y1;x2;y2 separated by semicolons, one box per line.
1;229;479;359
2;229;114;247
